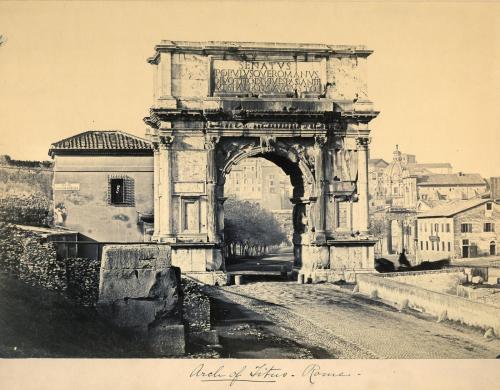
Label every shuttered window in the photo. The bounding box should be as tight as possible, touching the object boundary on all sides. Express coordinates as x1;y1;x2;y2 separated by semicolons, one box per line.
108;175;135;206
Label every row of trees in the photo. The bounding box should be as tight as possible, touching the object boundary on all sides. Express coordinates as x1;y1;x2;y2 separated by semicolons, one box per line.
223;198;288;259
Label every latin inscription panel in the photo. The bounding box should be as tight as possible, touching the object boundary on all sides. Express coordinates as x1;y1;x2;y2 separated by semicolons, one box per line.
212;60;323;95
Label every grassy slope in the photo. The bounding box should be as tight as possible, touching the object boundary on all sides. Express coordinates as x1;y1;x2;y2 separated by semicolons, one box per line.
0;274;146;358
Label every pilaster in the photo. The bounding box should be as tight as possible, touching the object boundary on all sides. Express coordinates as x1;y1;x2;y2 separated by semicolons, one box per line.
157;135;175;241
205;135;220;243
354;136;370;233
314;135;328;243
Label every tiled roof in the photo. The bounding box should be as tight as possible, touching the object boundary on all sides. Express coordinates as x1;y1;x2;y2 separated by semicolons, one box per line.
417;173;486;186
418;198;490;218
412;163;452;169
49;131;152;155
405;165;433;177
369;158;389;167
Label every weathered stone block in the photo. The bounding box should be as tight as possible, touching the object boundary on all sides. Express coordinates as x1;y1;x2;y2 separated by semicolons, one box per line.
99;268;179;302
98;299;166;328
101;245;171;270
206;249;223;271
148;324;186;356
184;271;228;286
188;330;219;345
301;245;330;271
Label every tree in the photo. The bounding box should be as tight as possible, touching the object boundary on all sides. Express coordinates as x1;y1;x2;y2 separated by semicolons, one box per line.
224;198;287;259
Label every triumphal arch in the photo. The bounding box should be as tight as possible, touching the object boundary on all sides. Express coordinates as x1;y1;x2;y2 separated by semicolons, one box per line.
144;40;379;283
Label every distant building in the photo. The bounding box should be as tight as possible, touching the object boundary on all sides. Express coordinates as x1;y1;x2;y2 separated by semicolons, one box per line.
368;158;389;211
369;145;488;256
225;157;293;211
414;173;487;202
416;198;499;262
407;162;452;175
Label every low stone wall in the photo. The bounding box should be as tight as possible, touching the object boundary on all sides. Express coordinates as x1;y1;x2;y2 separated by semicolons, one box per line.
357;272;500;336
386;269;467;295
298;241;376;283
0;223;99;306
97;244;185;356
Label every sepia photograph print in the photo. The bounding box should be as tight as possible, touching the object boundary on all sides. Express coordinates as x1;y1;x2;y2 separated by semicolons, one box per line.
0;1;500;389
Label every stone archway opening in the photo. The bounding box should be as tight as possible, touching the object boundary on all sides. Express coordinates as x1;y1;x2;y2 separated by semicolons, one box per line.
221;154;303;277
215;140;316;274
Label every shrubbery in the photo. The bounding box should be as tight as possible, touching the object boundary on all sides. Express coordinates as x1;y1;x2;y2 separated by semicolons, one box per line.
0;222;99;306
0;194;52;226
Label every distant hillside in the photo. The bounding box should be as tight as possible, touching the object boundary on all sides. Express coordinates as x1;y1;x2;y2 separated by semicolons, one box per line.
0;155;53;198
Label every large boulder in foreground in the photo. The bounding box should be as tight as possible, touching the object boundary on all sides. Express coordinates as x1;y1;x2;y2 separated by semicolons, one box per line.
97;244;185;356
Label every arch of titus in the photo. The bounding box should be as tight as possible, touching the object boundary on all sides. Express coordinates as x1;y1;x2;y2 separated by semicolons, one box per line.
144;40;379;283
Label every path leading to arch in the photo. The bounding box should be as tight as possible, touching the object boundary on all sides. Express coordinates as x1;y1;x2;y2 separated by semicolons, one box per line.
225;248;294;275
205;280;500;359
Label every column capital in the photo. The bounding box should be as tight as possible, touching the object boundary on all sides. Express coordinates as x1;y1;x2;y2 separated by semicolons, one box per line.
314;135;328;149
159;135;175;149
204;135;220;150
356;136;371;149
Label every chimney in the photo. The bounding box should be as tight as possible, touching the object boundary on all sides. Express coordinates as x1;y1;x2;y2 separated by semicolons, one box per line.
490;177;500;200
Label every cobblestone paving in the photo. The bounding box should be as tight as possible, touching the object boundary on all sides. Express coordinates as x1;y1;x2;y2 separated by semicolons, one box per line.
214;281;500;359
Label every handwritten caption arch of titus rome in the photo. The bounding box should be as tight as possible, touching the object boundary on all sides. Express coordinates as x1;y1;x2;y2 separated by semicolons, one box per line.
212;60;323;95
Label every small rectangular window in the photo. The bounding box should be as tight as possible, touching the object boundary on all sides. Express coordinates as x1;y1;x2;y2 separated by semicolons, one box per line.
486;203;493;210
431;242;434;250
446;223;450;233
441;242;445;251
108;176;135;206
448;242;451;251
461;223;472;233
110;178;125;204
484;223;495;232
420;241;423;250
426;241;429;250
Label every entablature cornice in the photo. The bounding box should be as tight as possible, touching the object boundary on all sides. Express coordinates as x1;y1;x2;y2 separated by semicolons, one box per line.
147;40;374;64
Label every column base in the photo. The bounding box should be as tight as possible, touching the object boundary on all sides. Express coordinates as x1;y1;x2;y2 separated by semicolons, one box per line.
152;234;177;243
183;271;228;286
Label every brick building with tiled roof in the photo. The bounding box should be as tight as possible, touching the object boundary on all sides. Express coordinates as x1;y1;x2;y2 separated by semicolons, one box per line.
49;130;154;249
49;130;153;156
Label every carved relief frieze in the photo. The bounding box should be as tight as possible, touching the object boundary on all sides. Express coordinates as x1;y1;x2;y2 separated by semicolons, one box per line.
206;121;334;130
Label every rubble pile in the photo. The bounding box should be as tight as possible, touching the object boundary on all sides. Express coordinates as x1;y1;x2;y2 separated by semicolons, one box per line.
182;278;212;334
66;257;100;307
0;222;100;306
18;235;67;292
182;278;219;347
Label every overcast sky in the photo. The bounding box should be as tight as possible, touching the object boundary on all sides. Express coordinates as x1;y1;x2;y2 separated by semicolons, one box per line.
1;1;499;177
